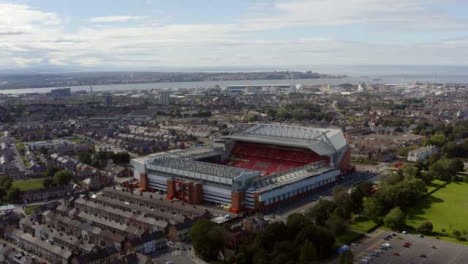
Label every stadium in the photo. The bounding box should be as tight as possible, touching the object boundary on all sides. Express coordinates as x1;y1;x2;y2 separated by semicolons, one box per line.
132;124;351;213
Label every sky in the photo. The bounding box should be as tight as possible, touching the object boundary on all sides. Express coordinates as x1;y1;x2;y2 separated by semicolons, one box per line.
1;0;468;71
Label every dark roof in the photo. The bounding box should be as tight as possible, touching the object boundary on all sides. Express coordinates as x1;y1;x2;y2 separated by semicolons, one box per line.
127;231;165;247
73;245;119;264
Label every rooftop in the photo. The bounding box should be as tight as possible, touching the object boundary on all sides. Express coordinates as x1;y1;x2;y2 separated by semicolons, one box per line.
224;124;347;156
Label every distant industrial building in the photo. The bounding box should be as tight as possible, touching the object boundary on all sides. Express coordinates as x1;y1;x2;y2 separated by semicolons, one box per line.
133;124;351;213
48;88;71;97
158;91;171;105
225;84;295;95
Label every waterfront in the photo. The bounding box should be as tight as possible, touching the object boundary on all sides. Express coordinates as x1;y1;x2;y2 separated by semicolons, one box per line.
1;74;468;95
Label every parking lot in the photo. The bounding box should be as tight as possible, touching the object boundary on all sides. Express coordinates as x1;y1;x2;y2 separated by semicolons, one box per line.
352;231;468;264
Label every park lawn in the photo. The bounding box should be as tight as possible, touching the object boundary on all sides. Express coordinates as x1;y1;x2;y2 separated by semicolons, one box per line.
407;182;468;236
336;230;363;246
426;179;447;193
349;216;379;233
12;178;46;192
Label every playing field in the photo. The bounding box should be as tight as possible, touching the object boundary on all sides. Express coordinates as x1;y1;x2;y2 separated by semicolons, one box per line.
407;182;468;234
12;178;46;192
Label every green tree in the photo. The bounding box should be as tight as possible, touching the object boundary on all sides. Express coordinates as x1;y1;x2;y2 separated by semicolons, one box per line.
79;152;93;165
287;213;312;237
338;250;354;264
425;134;446;147
383;207;406;231
43;178;55;188
363;197;384;223
189;219;224;261
429;158;464;181
0;175;12;199
43;166;59;177
54;170;72;186
417;221;433;235
5;187;20;203
307;200;337;225
326;212;347;236
298;240;318;264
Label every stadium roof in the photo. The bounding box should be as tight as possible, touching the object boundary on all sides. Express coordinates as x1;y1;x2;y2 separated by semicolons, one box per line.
224;124;347;156
253;160;332;192
147;157;258;180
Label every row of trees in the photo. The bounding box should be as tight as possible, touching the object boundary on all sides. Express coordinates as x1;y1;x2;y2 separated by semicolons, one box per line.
264;103;332;121
361;166;429;230
0;175;20;203
79;151;130;168
190;184;374;264
42;167;73;188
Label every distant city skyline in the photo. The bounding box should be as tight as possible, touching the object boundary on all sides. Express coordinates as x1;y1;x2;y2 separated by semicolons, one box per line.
1;0;468;71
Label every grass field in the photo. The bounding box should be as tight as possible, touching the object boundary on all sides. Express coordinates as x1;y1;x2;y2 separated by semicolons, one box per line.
349;216;379;233
12;178;46;192
426;179;447;193
407;182;468;235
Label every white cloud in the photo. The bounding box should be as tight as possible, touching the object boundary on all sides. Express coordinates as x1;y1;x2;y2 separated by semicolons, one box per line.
0;0;467;70
0;3;62;35
11;57;42;67
90;16;144;23
242;0;462;30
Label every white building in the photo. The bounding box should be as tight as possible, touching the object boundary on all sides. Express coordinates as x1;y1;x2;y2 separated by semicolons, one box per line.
407;146;437;162
158;91;171;105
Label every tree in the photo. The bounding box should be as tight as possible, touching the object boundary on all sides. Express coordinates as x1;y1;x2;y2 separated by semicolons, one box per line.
425;134;446;147
339;250;354;264
287;213;312;237
333;187;353;220
79;152;93;165
298;240;318;264
43;166;59;177
326;212;347;236
0;175;12;199
5;187;20;203
255;222;288;250
417;221;433;235
363;197;384;223
429;158;464;181
383;207;406;231
54;170;72;186
43;178;55;188
307;200;337;226
112;153;130;164
190;219;224;261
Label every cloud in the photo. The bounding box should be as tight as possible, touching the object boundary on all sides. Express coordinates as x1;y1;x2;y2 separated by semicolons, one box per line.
242;0;463;30
0;0;467;70
90;16;144;23
11;57;43;67
0;3;62;34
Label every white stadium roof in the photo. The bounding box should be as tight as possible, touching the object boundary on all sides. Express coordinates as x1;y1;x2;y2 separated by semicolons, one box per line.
224;124;347;157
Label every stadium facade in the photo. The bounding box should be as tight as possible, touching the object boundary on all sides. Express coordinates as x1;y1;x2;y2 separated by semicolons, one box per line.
132;124;351;212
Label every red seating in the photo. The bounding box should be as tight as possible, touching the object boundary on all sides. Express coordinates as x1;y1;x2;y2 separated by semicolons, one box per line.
226;142;329;176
